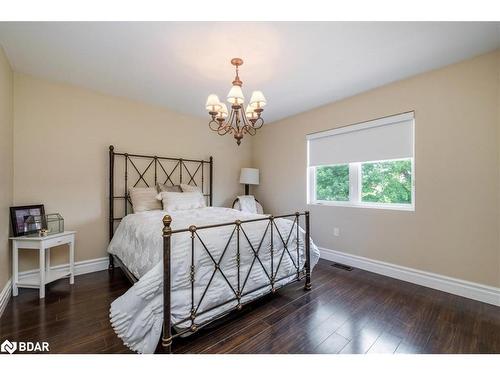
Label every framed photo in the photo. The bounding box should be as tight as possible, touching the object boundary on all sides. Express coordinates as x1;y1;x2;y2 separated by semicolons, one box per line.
10;204;46;237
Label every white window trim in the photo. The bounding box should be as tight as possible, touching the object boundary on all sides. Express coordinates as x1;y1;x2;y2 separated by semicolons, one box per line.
308;157;415;212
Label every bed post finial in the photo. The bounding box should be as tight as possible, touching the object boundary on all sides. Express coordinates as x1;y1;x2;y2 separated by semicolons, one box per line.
109;145;114;151
163;215;172;231
162;214;173;352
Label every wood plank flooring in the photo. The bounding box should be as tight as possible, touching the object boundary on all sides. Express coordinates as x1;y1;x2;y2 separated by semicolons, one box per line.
1;259;500;354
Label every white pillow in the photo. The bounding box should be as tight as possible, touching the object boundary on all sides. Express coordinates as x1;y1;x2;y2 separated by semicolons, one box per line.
129;187;162;213
180;183;202;193
157;191;206;211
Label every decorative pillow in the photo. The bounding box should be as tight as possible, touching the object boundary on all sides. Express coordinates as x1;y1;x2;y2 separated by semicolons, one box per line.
180;183;202;193
157;191;206;211
237;195;258;214
129;187;162;213
157;183;182;193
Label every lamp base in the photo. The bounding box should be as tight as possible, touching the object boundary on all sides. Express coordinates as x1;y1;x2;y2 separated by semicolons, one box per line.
244;184;250;195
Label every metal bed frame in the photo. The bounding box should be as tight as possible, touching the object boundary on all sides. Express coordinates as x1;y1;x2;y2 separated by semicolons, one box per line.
108;145;311;353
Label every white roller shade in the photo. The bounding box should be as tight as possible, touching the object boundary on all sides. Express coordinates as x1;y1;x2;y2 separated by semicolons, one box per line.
307;112;414;166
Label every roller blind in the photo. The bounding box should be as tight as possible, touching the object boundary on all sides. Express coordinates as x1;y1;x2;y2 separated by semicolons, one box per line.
307;112;414;166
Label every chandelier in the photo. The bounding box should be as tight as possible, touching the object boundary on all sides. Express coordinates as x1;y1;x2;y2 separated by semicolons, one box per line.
205;58;266;145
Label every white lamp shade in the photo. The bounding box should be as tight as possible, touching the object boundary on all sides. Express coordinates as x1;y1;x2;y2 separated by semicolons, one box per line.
240;168;259;185
205;94;221;112
227;85;245;104
249;90;266;108
245;105;257;119
218;103;228;118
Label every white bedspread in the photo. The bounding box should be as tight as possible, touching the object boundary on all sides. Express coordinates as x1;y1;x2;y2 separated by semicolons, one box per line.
108;207;320;353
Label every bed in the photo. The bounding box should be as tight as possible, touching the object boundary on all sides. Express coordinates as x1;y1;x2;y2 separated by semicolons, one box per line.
106;146;320;353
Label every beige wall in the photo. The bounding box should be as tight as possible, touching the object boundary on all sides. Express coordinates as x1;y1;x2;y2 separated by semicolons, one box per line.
13;74;252;271
0;47;13;290
4;50;500;288
253;50;500;287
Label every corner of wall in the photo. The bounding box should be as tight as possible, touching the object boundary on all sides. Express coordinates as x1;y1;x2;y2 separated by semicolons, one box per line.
497;50;500;288
0;44;14;297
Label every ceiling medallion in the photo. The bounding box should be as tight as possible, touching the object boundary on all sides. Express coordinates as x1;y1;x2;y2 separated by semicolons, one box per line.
205;58;266;146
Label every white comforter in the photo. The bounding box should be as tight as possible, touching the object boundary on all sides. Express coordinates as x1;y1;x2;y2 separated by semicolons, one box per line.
108;207;320;353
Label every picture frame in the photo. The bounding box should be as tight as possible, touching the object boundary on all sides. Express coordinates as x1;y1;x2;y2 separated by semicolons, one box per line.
10;204;46;237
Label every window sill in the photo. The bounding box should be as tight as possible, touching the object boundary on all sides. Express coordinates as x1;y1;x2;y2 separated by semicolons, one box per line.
308;201;415;212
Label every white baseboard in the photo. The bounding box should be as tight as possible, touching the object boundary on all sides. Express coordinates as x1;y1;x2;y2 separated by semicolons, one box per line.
0;256;109;318
320;247;500;307
0;278;12;318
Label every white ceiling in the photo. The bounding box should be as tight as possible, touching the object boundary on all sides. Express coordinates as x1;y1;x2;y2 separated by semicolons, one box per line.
0;22;499;123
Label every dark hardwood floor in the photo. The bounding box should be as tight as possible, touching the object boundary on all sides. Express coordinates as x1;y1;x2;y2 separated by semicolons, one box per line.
1;259;500;354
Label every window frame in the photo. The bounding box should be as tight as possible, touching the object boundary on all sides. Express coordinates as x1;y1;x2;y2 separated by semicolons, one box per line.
308;157;415;211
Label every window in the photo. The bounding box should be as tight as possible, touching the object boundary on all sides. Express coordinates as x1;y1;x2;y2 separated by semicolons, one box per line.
315;164;349;201
307;112;415;210
361;159;412;205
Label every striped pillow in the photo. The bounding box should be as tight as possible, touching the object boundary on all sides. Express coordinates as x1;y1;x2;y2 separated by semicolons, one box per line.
129;187;162;213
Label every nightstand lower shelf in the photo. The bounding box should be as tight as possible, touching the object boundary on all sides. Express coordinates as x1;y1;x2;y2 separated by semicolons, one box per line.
17;269;72;289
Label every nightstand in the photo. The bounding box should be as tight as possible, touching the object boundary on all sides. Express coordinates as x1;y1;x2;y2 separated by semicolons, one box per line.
10;231;76;299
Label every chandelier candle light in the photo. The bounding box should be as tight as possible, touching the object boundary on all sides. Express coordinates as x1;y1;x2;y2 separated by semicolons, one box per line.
205;58;267;145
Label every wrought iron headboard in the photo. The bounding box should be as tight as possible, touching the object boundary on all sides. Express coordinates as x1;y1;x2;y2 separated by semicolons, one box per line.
108;145;213;240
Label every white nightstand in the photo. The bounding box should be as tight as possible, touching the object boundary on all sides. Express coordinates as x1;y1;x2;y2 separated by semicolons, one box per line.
10;231;76;299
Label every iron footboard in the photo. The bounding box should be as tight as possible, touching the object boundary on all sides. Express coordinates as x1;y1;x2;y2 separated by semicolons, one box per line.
161;211;311;353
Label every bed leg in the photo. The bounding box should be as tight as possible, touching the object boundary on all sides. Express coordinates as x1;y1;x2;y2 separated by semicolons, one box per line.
162;215;173;354
162;337;172;354
304;211;312;291
108;254;114;270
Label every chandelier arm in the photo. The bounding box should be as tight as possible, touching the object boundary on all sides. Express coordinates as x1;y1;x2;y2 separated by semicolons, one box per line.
218;119;233;135
218;109;235;135
243;125;256;136
240;111;253;135
241;105;263;131
228;108;237;130
209;118;222;132
218;127;231;136
241;108;252;127
252;117;264;129
217;122;231;135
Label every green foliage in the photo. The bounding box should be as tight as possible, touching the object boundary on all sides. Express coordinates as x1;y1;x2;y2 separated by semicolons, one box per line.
361;159;412;204
315;159;412;205
315;165;349;201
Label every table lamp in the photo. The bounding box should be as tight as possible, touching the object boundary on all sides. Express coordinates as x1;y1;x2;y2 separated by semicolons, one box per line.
239;168;259;195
